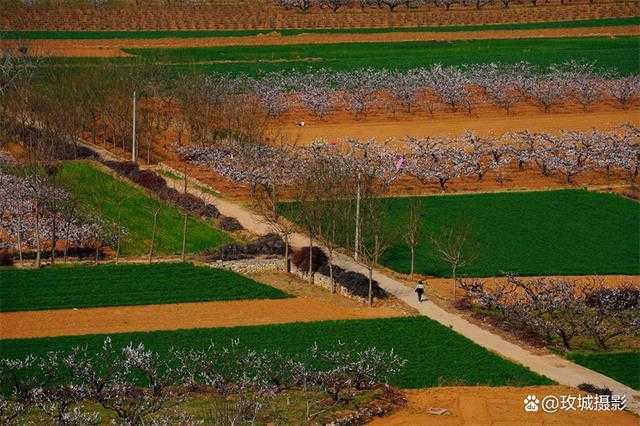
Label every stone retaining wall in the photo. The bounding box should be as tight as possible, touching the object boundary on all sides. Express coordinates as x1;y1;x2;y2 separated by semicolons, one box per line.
209;257;375;303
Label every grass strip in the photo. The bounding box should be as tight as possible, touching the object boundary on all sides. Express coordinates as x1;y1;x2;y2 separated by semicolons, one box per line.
0;262;289;312
56;161;232;256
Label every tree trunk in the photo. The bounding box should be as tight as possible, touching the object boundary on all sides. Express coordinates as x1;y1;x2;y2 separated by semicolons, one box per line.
114;232;121;264
63;224;70;263
594;334;608;350
308;235;314;284
452;264;457;299
34;199;41;268
95;242;100;264
284;235;291;273
16;230;23;266
368;267;373;307
410;246;415;277
149;209;159;264
559;330;572;350
181;213;187;262
329;256;335;293
50;212;57;265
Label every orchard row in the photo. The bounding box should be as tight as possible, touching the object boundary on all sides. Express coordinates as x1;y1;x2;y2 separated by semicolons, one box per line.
199;62;639;118
177;126;640;192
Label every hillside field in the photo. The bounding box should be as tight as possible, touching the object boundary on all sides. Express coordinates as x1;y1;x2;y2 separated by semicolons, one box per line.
56;161;232;256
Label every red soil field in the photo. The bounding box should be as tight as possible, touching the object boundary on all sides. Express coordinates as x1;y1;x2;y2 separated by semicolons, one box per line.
0;297;406;339
8;25;638;58
371;386;640;425
1;0;636;31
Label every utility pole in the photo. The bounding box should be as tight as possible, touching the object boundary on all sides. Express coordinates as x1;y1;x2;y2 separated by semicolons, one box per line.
131;90;137;163
354;171;361;261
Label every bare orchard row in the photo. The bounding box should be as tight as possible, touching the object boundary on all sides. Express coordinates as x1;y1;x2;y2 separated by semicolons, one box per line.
2;58;638;166
3;0;608;11
278;0;603;12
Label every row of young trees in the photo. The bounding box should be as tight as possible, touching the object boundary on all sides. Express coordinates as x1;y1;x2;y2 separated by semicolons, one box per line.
4;0;601;10
277;0;601;12
407;127;639;188
460;276;640;350
3;52;637;172
8;0;216;7
178;138;405;304
0;53;264;266
0;339;405;424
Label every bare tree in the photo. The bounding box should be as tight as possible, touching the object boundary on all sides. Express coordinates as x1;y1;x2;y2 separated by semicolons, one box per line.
358;197;396;306
403;199;422;277
148;206;161;264
429;221;478;299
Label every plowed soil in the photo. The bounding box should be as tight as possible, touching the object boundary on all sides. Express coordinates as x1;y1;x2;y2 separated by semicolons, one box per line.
282;105;640;147
370;386;640;425
9;26;639;57
0;297;405;339
3;0;636;32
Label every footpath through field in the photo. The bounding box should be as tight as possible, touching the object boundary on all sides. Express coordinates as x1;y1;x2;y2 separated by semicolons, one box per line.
155;164;640;415
0;298;404;339
11;26;639;57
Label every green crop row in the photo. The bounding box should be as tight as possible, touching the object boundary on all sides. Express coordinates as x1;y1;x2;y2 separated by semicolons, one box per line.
0;262;289;312
0;317;553;388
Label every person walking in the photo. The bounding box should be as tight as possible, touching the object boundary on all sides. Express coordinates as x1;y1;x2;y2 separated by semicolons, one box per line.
415;280;425;303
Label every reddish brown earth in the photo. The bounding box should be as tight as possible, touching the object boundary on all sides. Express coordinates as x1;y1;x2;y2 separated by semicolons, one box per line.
281;103;640;147
7;25;639;58
0;297;406;339
1;0;635;31
371;386;640;425
394;274;640;309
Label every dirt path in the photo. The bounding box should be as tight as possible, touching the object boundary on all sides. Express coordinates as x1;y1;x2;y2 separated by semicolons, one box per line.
370;386;640;425
8;26;639;57
0;297;404;339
